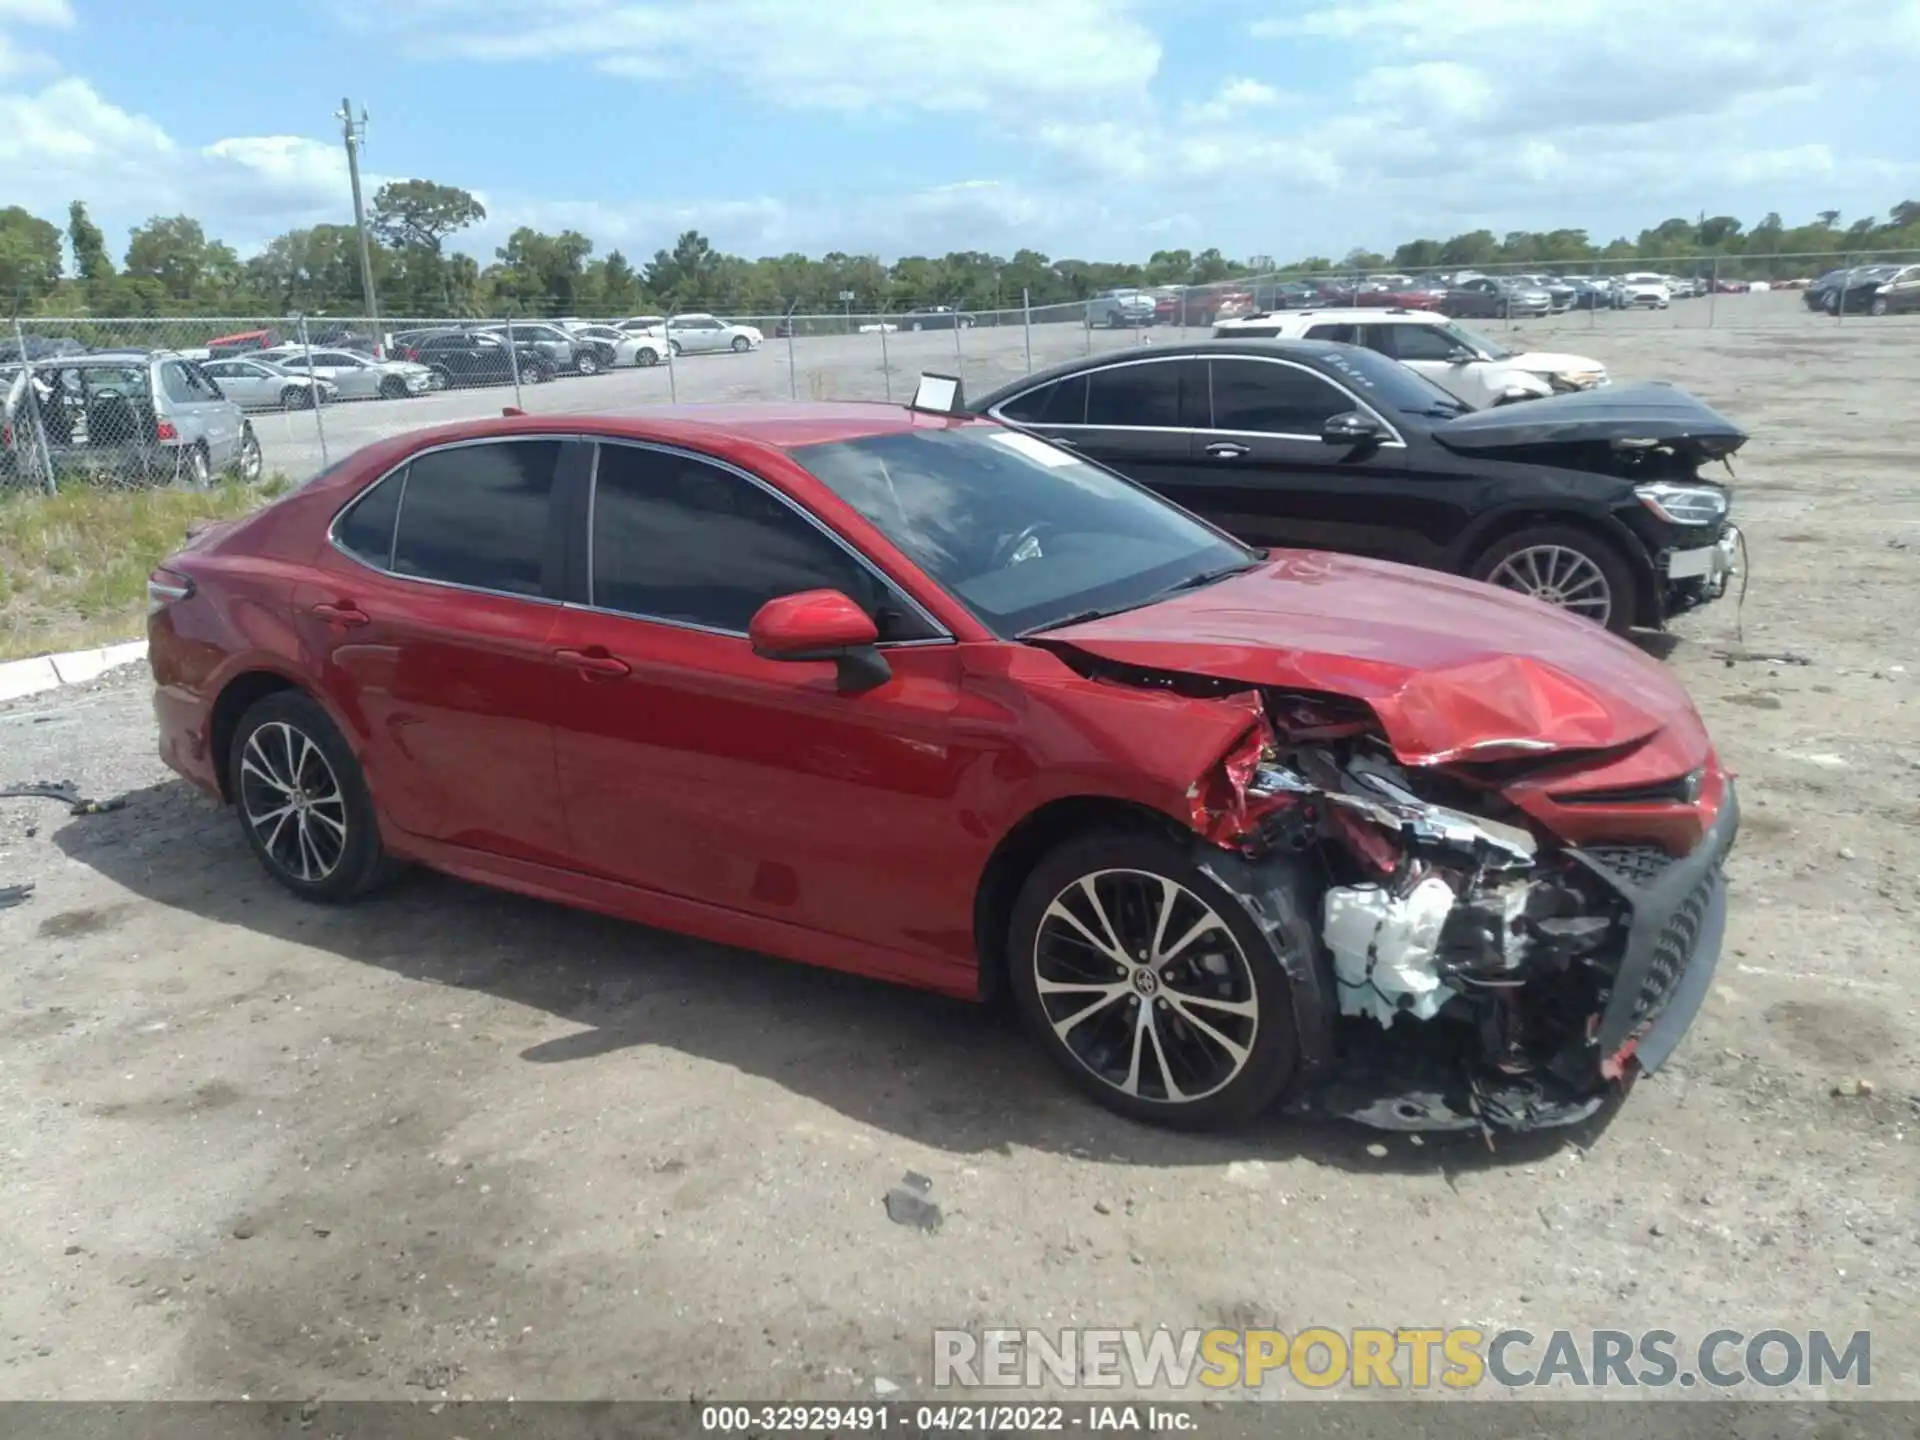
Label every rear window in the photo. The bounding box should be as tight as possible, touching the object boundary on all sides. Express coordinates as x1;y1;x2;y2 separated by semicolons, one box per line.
385;440;564;597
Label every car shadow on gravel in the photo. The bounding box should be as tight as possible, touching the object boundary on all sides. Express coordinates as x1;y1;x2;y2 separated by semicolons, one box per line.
54;779;1611;1178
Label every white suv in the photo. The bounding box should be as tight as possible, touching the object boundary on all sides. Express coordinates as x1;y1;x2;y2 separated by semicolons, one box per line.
1213;309;1609;408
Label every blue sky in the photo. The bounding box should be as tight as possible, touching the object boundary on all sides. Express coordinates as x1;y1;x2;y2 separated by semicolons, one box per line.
2;0;1916;266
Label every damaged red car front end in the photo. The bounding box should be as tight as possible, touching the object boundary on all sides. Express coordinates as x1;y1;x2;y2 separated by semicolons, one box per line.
1039;551;1738;1135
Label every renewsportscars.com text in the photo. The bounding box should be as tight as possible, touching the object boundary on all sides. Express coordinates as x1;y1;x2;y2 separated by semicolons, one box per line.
933;1327;1872;1391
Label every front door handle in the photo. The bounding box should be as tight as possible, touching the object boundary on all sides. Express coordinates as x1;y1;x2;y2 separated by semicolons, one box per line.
554;647;631;679
1205;441;1252;458
310;601;369;627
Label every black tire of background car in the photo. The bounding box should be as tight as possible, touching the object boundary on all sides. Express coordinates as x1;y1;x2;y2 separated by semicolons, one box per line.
668;340;683;356
636;347;659;367
1870;296;1889;316
378;375;408;399
281;386;308;410
1469;523;1639;635
909;322;923;332
228;690;401;904
731;335;750;352
531;362;554;384
183;445;212;490
1006;829;1309;1130
576;353;600;375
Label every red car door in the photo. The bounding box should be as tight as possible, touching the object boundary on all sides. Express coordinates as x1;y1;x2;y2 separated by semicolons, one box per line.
297;436;578;866
544;440;981;972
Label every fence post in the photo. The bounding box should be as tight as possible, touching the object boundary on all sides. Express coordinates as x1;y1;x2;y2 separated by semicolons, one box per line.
786;304;799;400
1083;301;1093;355
296;313;330;469
1708;256;1719;329
1023;288;1033;373
12;316;56;494
878;307;893;402
665;318;678;403
504;314;525;407
952;307;965;381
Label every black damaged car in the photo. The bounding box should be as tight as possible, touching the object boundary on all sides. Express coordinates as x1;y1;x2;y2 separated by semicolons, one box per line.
970;339;1744;635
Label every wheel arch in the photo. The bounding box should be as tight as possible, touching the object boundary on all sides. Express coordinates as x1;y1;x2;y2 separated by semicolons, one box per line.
1451;504;1659;627
208;670;304;802
970;795;1188;1005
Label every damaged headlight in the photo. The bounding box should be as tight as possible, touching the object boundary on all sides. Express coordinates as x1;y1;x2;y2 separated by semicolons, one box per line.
1634;482;1728;526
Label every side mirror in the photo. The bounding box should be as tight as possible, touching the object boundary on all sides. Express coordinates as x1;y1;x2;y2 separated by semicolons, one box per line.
1321;410;1385;446
1446;346;1478;364
748;589;891;694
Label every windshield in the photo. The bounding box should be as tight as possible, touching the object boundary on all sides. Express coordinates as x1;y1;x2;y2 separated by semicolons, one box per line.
1310;346;1472;419
1443;320;1512;360
791;426;1255;637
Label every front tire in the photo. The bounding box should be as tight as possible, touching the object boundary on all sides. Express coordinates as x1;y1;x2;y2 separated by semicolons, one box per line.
730;335;750;353
635;347;660;367
378;374;408;400
1470;524;1638;634
429;365;453;390
280;385;309;411
1870;296;1889;316
1007;830;1309;1130
228;690;396;904
575;352;601;375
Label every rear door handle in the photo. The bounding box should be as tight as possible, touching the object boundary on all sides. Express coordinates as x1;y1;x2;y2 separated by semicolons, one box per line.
310;601;369;627
554;647;631;678
1205;442;1252;458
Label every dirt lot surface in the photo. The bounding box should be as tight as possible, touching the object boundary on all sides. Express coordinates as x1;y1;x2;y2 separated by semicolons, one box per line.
1;298;1916;1403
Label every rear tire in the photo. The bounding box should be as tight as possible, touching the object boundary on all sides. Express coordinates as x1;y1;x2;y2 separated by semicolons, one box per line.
429;365;452;390
280;385;308;410
228;690;399;904
1870;296;1889;317
1470;524;1639;634
575;351;601;375
180;444;212;490
1007;829;1310;1130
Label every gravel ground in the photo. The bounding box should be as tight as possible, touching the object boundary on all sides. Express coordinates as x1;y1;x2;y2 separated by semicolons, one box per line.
0;296;1915;1403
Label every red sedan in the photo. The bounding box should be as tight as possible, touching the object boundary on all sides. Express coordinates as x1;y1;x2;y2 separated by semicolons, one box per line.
148;397;1738;1134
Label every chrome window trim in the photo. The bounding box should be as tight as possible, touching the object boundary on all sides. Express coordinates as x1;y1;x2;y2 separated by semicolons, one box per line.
583;437;954;646
987;353;1406;448
325;433;577;605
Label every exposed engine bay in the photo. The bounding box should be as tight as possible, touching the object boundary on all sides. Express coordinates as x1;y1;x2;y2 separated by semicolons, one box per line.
1175;684;1734;1140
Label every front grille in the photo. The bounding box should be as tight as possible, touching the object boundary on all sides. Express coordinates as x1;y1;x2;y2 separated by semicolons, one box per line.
1633;867;1715;1030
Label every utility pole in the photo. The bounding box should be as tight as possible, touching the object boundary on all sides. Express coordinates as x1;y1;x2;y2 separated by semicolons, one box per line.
337;97;382;354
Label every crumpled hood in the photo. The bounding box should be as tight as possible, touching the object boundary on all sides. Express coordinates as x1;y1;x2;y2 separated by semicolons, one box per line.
1434;381;1746;460
1041;553;1704;765
1507;350;1604;376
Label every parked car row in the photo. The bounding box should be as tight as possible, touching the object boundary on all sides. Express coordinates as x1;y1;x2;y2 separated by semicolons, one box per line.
1803;264;1920;315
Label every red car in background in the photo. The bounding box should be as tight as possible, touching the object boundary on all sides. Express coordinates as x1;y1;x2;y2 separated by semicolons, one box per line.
1153;288;1258;326
147;394;1737;1135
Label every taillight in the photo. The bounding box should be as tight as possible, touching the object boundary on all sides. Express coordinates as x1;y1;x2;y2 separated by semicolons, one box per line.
1;422;12;447
403;347;419;361
155;419;179;441
147;566;195;615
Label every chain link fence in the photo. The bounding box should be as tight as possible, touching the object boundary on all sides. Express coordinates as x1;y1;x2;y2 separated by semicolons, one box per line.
6;248;1916;492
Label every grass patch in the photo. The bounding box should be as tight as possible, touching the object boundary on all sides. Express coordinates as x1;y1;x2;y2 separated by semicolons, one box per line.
0;476;291;662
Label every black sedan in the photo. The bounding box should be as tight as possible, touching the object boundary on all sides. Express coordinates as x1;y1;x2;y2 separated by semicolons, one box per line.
898;306;976;332
970;340;1743;634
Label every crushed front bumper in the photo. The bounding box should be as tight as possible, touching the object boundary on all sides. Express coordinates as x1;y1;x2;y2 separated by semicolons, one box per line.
1291;783;1739;1135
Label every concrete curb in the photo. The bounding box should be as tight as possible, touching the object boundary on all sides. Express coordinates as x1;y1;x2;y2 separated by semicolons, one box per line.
0;640;147;704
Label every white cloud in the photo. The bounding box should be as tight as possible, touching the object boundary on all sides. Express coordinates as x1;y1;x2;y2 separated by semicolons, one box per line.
355;0;1161;114
0;0;74;24
1183;76;1289;124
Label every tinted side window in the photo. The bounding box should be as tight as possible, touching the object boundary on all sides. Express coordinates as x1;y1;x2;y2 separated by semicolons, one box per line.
1085;361;1183;427
1304;323;1359;344
1208;359;1350;435
998;374;1088;425
590;445;935;640
1380;324;1458;361
334;472;405;569
390;440;562;596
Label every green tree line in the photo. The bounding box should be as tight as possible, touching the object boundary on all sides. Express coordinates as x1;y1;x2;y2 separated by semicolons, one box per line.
4;185;1918;322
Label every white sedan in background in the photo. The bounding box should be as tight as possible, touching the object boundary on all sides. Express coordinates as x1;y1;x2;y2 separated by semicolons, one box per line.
565;322;669;368
200;357;336;410
257;347;435;400
662;313;763;355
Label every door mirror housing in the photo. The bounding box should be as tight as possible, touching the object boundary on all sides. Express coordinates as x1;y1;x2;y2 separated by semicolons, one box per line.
1321;410;1386;446
748;590;891;694
1446;345;1479;363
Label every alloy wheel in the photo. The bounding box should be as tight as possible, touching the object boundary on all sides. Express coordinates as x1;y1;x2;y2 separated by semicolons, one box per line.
239;721;348;884
1032;869;1259;1104
237;428;262;482
1486;544;1613;624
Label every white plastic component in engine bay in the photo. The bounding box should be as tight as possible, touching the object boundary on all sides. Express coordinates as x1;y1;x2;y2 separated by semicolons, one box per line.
1324;877;1459;1027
